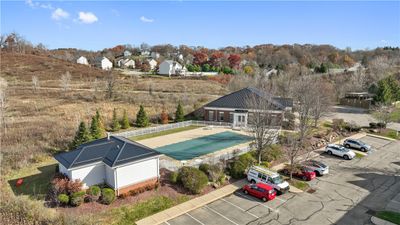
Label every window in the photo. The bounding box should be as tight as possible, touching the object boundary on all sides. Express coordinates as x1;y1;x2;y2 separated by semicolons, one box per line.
208;111;214;121
261;175;267;181
219;112;224;121
229;112;234;123
257;173;262;179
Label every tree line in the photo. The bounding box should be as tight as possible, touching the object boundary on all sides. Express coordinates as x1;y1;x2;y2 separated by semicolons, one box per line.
70;103;185;149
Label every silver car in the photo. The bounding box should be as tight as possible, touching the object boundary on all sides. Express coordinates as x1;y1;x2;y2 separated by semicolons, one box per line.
302;160;329;176
343;139;372;152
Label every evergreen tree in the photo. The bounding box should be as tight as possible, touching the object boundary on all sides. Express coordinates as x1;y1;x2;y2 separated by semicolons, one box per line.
111;108;121;131
90;116;101;139
95;110;105;136
70;121;92;149
121;109;130;129
136;105;149;127
175;102;185;122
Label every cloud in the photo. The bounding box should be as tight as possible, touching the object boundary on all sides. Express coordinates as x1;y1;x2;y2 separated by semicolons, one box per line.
78;12;98;24
52;8;69;20
26;0;54;10
140;16;154;23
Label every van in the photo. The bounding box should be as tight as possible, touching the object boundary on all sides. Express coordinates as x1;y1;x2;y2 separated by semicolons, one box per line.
247;166;290;194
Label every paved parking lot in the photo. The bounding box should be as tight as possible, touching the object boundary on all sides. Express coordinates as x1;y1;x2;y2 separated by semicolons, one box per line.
164;136;400;225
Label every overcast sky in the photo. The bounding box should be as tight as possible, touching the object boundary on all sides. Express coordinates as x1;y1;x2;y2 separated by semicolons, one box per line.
1;0;399;50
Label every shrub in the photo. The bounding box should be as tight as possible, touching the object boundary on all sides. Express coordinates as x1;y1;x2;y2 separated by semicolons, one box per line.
261;144;283;162
169;171;179;184
369;122;378;129
178;167;208;194
344;122;361;132
199;163;224;183
229;152;256;179
260;161;271;168
70;191;85;207
332;119;345;131
198;164;211;174
86;185;101;202
377;122;387;128
87;185;100;196
51;176;82;195
57;194;69;206
101;188;116;205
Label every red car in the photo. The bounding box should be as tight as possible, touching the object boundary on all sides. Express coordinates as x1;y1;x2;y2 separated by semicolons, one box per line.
281;165;316;181
242;183;276;202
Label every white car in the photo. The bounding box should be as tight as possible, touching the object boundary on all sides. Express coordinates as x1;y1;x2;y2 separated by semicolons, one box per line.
325;144;356;160
247;166;290;194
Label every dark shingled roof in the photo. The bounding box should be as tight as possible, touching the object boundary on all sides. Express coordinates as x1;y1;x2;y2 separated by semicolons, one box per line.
205;87;293;110
54;136;161;169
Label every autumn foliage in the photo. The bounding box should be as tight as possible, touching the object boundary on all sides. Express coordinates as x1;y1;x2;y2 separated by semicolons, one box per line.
51;174;83;195
160;109;169;124
228;54;241;69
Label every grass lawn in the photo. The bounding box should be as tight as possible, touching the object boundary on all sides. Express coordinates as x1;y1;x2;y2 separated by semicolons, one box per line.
286;179;310;191
355;152;366;158
370;128;400;140
129;125;201;141
6;158;57;200
99;195;190;225
376;211;400;225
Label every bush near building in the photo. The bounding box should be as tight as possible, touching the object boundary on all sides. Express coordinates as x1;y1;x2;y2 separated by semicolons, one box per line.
229;152;256;179
70;191;85;207
101;188;116;205
177;167;208;194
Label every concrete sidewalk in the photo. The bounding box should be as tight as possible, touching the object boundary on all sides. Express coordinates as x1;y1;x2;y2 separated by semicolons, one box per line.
371;216;397;225
136;179;247;225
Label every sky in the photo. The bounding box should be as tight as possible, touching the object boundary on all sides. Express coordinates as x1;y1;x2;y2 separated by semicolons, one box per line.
1;0;399;51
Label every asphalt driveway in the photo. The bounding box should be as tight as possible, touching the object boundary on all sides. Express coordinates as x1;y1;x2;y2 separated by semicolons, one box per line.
164;136;400;225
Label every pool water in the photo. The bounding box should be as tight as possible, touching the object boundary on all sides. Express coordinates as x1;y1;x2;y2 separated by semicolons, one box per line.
155;131;251;160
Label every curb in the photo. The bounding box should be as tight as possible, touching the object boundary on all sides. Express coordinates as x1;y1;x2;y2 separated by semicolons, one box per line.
371;216;397;225
366;133;397;141
136;179;247;225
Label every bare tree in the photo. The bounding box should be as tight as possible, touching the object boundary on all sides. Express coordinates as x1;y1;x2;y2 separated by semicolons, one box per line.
284;76;315;179
0;77;8;138
372;103;394;127
105;70;116;99
60;71;72;93
310;79;334;127
246;87;280;164
32;75;39;93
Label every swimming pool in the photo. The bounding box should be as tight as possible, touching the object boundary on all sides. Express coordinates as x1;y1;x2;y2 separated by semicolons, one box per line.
155;131;251;160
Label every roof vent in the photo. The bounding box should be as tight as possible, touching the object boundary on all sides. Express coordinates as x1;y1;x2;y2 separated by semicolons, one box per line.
117;145;120;149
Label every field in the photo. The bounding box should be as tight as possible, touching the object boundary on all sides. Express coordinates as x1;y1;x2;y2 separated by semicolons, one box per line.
0;52;227;224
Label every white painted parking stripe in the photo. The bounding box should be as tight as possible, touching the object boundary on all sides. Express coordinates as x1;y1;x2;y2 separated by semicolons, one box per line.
165;221;171;225
236;192;278;213
274;197;286;202
204;205;239;225
185;213;205;225
220;198;259;218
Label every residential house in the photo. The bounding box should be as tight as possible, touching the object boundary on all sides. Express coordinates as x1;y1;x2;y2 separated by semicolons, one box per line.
147;58;158;70
95;56;113;70
54;135;161;196
158;60;185;76
76;56;89;65
151;52;160;59
203;87;293;128
123;50;132;57
339;92;374;109
117;58;135;69
141;50;150;57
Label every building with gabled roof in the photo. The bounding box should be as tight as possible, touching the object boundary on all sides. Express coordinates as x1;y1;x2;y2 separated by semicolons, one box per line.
54;135;160;195
203;87;293;128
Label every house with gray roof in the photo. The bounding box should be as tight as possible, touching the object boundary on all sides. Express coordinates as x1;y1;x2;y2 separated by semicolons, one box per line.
203;87;293;128
54;135;160;196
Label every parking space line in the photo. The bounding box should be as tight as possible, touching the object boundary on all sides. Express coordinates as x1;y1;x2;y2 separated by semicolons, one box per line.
236;192;278;213
274;197;286;202
185;213;205;225
220;198;259;218
165;221;171;225
204;205;240;225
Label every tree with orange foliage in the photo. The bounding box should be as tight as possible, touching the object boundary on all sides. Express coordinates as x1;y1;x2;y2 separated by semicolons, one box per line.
342;55;355;68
